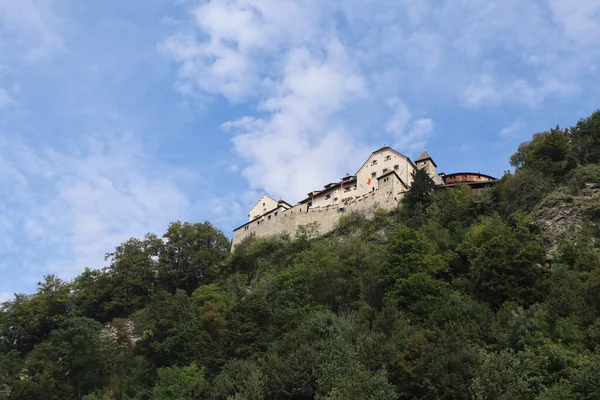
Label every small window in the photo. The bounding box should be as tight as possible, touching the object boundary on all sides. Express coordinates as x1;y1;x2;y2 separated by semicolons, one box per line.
274;212;278;216
394;165;399;170
383;168;388;174
385;155;391;161
257;221;260;225
326;194;331;200
371;160;378;166
371;172;376;178
263;202;265;206
334;197;338;201
268;215;271;220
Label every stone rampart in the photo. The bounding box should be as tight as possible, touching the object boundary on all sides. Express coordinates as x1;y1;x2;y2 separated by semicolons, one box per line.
231;188;405;248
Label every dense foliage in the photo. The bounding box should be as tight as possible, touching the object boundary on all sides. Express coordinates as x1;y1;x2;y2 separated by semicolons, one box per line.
2;111;600;399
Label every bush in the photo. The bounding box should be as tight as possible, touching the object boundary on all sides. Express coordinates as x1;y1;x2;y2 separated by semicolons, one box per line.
566;164;600;194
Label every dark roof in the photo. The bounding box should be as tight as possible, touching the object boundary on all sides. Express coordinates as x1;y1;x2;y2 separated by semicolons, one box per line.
234;204;289;231
277;200;293;208
298;177;358;204
372;146;392;154
443;172;497;181
415;150;437;167
439;180;499;189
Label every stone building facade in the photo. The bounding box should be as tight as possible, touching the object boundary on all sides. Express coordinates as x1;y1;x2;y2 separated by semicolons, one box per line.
231;146;497;249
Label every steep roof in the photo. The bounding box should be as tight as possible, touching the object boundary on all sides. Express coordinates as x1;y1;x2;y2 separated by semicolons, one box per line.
356;146;417;173
415;150;437;167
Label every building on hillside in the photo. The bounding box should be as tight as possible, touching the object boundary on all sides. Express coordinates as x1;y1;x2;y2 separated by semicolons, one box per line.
247;195;292;222
440;172;498;195
231;146;496;248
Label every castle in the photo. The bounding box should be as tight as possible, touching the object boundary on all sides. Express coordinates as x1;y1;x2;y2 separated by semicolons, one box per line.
232;146;497;248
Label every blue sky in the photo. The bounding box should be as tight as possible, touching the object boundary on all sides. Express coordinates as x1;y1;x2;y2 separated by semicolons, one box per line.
1;0;599;299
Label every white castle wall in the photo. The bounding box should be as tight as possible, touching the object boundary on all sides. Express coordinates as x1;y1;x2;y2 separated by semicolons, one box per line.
231;186;405;248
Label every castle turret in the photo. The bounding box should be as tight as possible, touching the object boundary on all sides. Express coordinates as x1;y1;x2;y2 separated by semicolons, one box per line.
415;150;444;185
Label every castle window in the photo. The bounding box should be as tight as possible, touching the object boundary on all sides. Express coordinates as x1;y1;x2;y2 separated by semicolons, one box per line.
383;168;388;174
257;221;260;225
268;215;271;220
371;172;376;178
394;164;399;170
325;194;331;200
274;212;278;216
385;155;391;161
371;160;378;166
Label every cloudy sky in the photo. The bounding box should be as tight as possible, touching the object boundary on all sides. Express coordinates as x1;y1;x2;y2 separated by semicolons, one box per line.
1;0;599;299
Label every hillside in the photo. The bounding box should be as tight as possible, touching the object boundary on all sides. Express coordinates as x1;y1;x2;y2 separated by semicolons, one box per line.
1;110;600;400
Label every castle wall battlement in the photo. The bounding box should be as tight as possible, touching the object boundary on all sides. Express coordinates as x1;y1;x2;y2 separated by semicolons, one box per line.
231;187;405;248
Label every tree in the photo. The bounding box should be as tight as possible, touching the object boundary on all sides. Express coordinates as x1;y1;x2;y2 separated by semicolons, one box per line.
212;359;266;400
570;109;600;165
459;213;548;309
158;221;230;294
510;127;577;180
21;317;114;399
104;234;163;318
0;276;72;354
133;290;211;369
402;167;436;218
151;364;208;400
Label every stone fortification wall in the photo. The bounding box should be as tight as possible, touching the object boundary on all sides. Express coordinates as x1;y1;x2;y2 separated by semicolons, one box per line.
231;188;405;248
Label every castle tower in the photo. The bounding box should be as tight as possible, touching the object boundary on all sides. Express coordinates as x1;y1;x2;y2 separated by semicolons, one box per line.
415;150;443;185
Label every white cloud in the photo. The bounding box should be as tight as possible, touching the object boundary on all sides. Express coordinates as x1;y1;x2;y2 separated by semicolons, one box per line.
0;87;14;108
164;0;600;202
0;0;65;60
549;0;600;47
0;291;14;303
0;132;190;280
500;121;526;137
386;97;434;152
464;74;579;108
164;0;373;202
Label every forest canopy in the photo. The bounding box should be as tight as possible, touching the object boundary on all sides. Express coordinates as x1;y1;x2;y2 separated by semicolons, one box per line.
2;110;600;399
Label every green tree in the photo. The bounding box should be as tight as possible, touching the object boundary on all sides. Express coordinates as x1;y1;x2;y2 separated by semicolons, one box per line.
0;276;72;354
158;221;230;294
459;213;548;308
21;317;114;399
212;359;266;400
133;290;211;369
105;234;163;318
151;364;208;400
570;109;600;165
402;167;436;222
510;127;577;180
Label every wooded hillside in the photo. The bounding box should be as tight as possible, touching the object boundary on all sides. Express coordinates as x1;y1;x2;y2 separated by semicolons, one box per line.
2;110;600;399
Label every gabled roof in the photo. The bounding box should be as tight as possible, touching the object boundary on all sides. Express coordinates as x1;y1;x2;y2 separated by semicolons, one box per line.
297;177;358;205
250;194;278;210
356;146;417;173
235;204;289;231
277;200;293;209
376;170;409;189
415;150;437;167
